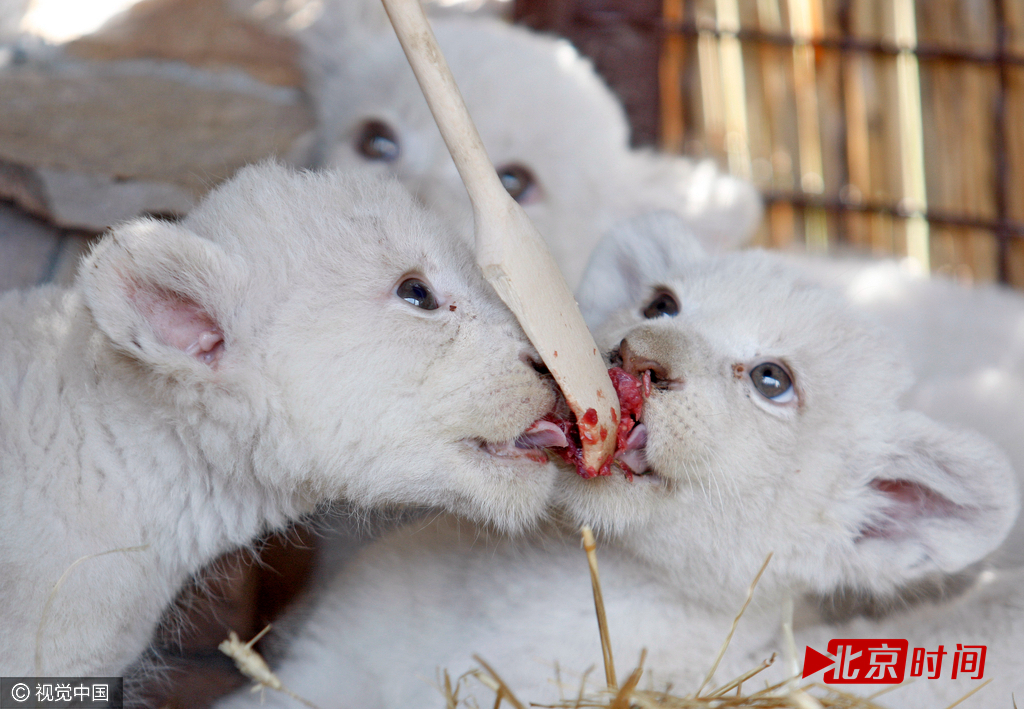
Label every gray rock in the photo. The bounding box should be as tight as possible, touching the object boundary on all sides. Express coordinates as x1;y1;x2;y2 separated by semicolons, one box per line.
67;0;307;89
0;198;95;292
0;55;314;230
0;201;60;290
36;168;194;231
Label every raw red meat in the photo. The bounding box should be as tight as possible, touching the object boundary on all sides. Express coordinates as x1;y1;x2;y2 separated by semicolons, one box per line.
548;367;646;479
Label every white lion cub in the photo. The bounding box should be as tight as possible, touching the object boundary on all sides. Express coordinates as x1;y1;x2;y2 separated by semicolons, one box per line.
213;213;1019;709
310;16;762;288
785;253;1024;566
0;163;564;677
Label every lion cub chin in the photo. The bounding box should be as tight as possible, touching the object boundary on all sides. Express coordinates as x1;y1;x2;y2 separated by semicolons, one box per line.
212;212;1019;709
0;162;560;677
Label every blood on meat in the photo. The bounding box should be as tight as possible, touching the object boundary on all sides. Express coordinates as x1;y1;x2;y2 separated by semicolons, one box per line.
550;367;644;479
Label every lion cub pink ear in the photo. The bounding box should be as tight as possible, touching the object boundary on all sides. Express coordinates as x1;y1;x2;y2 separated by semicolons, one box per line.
850;411;1018;587
80;218;245;372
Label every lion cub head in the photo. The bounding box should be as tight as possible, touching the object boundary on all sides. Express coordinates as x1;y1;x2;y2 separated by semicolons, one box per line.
560;213;1018;608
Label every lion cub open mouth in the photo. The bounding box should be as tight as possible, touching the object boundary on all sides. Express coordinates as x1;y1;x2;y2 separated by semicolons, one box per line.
476;366;650;478
475;419;566;464
533;367;649;479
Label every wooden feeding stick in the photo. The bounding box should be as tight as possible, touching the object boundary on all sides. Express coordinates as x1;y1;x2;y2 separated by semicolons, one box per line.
380;0;618;473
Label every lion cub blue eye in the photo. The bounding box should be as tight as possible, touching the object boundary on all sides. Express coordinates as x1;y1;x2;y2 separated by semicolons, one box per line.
643;291;680;319
357;120;400;162
496;164;536;203
750;362;795;403
397;278;439;310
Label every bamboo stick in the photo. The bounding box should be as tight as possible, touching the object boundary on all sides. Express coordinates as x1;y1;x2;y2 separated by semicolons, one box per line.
920;41;953;274
698;22;726;158
962;61;997;283
1011;241;1024;288
893;0;930;271
715;0;751;180
379;0;618;473
842;30;871;248
1010;0;1024;54
1010;66;1024;286
851;1;894;255
789;0;828;252
660;0;686;153
755;0;796;248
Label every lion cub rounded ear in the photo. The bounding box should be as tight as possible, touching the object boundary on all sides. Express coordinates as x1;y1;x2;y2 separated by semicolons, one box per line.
626;153;764;251
80;218;246;373
850;411;1018;587
577;211;706;329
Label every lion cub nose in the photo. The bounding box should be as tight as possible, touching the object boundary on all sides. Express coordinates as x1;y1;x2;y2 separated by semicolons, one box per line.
619;339;671;382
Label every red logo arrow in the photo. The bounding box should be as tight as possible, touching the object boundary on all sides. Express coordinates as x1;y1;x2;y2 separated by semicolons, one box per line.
802;646;836;678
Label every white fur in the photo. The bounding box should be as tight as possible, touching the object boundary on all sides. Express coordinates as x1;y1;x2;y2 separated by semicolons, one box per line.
214;519;1024;709
309;16;762;288
562;214;1017;598
784;253;1024;567
213;214;1019;708
0;162;562;676
796;565;1024;707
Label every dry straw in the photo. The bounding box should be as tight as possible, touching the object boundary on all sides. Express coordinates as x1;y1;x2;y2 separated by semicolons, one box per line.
35;543;150;675
213;529;991;709
218;624;323;709
449;529;989;709
582;525;617;690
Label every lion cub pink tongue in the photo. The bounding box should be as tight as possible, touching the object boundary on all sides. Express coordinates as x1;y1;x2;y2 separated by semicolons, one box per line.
535;367;646;479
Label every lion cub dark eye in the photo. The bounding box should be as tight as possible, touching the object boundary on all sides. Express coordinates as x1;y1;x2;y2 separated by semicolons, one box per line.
356;120;400;162
750;362;795;403
496;164;537;203
642;291;680;319
396;278;439;310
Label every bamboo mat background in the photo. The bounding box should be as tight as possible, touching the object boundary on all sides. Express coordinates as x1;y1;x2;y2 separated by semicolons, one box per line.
517;0;1024;288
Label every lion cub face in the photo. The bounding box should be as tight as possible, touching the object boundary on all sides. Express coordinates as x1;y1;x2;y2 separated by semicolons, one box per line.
559;213;1017;605
81;163;561;532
